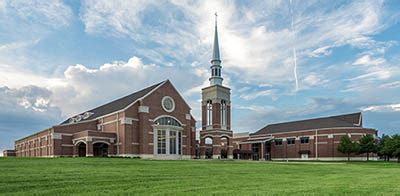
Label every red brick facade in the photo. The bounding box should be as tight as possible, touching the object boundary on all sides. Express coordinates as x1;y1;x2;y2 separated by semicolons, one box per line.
14;81;196;159
233;127;378;161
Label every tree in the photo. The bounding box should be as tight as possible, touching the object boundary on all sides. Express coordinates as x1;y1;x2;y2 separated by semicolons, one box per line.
338;135;357;161
359;134;377;161
390;135;400;163
378;135;392;161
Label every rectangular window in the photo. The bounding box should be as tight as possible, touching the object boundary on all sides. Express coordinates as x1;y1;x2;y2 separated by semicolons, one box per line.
300;137;309;144
275;139;283;146
170;131;177;154
178;132;182;155
287;138;295;145
157;130;166;154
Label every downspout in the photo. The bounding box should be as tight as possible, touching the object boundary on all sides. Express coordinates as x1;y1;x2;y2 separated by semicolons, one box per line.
315;129;318;160
116;112;119;155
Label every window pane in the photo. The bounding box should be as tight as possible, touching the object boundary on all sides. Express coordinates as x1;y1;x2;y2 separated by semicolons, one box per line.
170;131;177;154
157;130;166;154
178;132;182;155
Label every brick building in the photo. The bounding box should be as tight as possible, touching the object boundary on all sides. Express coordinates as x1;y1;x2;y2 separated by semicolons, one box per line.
233;112;378;161
14;80;196;159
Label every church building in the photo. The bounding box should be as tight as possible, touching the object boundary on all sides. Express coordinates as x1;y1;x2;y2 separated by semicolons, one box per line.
10;15;379;161
14;80;196;159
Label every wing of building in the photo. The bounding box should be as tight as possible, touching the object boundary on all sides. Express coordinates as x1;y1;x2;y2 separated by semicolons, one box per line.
232;112;378;161
14;80;196;159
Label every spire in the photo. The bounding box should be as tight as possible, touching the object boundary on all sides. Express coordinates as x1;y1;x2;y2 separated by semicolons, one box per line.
209;12;223;86
212;12;220;62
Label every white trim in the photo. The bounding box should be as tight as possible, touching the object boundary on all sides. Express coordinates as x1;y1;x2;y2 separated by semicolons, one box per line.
161;96;175;113
138;106;149;113
61;144;74;147
92;141;111;145
74;140;87;145
153;115;185;127
253;127;372;137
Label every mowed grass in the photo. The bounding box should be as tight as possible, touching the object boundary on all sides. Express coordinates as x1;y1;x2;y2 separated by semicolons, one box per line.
0;158;399;195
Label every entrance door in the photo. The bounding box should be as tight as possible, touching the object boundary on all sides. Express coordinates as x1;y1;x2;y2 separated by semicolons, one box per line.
265;141;271;161
93;143;108;157
301;153;309;160
78;143;86;157
252;143;260;160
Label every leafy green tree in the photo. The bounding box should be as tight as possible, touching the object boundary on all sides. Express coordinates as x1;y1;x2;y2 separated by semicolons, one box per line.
359;134;377;161
390;135;400;163
378;135;392;161
338;135;357;161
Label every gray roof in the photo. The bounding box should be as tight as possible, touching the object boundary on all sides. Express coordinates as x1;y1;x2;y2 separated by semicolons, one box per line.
251;112;362;135
60;81;164;125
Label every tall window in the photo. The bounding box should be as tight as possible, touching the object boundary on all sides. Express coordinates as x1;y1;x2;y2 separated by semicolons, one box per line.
157;130;166;154
170;131;177;154
178;132;182;155
220;100;227;126
206;100;212;126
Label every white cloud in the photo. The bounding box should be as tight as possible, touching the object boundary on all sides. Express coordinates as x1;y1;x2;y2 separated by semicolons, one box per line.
380;81;400;89
309;46;332;57
301;73;328;89
76;0;393;91
5;0;72;28
353;55;386;66
239;89;275;100
360;104;400;112
1;56;205;117
80;0;152;36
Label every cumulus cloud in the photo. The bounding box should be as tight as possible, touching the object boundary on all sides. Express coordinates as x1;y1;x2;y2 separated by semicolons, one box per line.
0;85;63;153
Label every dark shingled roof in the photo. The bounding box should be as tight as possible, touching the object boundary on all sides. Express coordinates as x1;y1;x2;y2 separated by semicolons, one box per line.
251;112;362;136
60;81;165;125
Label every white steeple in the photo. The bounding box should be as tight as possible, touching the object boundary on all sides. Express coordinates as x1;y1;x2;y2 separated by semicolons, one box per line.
209;12;223;86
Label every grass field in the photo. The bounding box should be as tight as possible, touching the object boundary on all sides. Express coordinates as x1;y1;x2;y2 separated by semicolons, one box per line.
0;158;399;195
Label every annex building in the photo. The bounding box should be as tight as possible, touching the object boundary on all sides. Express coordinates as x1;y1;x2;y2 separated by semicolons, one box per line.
9;15;378;160
232;112;378;161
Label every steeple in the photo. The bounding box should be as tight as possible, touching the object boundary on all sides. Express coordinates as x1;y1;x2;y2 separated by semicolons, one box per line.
212;13;220;61
209;12;223;86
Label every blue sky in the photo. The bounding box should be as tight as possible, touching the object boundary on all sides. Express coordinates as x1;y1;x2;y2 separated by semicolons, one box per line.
0;0;399;153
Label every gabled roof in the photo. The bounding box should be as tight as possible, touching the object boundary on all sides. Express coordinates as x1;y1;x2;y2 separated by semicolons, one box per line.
251;112;362;136
60;81;165;125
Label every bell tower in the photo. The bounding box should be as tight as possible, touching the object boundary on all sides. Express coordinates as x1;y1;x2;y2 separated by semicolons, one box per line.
200;13;233;159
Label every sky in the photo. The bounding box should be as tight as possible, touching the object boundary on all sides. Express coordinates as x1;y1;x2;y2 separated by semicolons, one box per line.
0;0;400;154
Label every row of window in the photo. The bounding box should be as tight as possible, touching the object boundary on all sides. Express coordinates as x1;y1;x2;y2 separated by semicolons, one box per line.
275;137;310;145
157;130;182;155
206;100;227;126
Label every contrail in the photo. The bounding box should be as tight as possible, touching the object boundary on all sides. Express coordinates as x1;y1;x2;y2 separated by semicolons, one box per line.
290;0;298;92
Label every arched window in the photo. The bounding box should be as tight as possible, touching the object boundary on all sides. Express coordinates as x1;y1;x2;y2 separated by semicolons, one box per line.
220;100;227;126
154;117;181;127
206;100;212;126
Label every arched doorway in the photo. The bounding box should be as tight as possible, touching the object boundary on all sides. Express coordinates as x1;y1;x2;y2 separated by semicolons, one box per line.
93;142;108;157
153;116;184;158
204;137;213;159
78;142;86;157
220;137;228;159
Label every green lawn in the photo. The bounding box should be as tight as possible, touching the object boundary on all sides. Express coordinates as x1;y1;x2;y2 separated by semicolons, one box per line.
0;158;399;195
